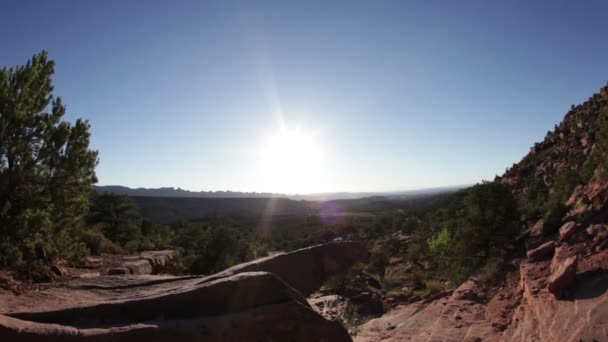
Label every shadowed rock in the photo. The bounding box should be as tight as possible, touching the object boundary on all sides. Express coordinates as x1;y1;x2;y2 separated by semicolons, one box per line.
548;255;578;297
559;221;578;241
209;240;368;296
0;241;365;341
0;272;351;341
527;241;556;262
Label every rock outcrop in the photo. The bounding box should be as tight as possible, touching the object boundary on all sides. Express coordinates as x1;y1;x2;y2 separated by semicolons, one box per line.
355;250;608;341
355;217;608;342
0;272;350;341
355;276;523;342
211;240;368;296
547;255;578;297
67;250;177;278
501;252;608;341
0;241;365;341
559;221;578;241
527;240;556;262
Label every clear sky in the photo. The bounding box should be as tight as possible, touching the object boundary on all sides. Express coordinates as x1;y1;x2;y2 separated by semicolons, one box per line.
2;1;608;193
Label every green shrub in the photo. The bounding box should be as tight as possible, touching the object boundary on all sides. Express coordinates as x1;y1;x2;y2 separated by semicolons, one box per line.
81;230;124;255
368;249;389;279
426;182;520;285
425;279;443;292
173;221;255;275
381;273;401;293
87;193;142;248
478;258;503;285
323;264;368;293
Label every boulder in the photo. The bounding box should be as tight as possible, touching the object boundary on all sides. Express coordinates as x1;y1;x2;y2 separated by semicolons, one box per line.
124;259;153;275
210;241;368;296
558;221;577;241
527;241;556;262
78;251;178;277
140;250;175;273
308;294;350;321
547;256;578;297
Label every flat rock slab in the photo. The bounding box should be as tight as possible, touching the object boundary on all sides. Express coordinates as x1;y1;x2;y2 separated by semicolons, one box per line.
355;277;523;342
0;241;367;341
0;275;201;315
0;272;351;341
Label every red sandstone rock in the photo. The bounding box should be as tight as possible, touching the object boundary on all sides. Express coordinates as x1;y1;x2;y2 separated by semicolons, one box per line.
211;241;368;296
550;244;584;274
0;241;365;341
531;218;546;236
308;294;350;321
558;221;577;241
0;272;351;342
355;276;522;342
527;241;556;261
547;256;578;297
139;250;176;273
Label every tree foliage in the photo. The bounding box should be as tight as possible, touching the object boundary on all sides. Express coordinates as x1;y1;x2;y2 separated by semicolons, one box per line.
172;220;256;275
0;52;98;278
87;192;142;251
426;182;520;283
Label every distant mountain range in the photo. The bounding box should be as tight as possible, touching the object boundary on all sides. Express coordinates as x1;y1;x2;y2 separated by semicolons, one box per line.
94;185;468;201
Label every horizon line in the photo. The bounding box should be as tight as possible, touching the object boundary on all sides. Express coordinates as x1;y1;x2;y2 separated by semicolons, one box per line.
94;183;474;196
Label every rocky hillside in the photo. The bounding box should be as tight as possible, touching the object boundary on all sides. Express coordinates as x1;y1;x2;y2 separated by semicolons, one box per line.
499;82;608;226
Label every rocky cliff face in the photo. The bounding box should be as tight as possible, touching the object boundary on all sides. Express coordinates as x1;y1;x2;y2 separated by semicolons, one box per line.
0;241;366;342
500;83;608;201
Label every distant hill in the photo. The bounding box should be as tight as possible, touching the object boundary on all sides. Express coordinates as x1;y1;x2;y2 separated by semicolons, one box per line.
107;190;463;224
94;185;280;199
130;196;315;224
94;185;467;201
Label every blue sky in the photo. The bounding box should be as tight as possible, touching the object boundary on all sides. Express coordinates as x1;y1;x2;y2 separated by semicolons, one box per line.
2;0;608;193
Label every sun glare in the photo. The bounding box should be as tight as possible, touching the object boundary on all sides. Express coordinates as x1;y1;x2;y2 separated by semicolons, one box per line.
258;128;326;194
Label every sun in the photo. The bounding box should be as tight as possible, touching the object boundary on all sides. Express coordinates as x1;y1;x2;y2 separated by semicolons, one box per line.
257;128;326;194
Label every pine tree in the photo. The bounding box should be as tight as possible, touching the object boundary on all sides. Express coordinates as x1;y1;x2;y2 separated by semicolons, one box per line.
0;51;98;279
